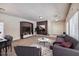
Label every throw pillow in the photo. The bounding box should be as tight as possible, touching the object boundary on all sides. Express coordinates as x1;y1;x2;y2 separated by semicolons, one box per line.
56;37;64;42
60;41;72;48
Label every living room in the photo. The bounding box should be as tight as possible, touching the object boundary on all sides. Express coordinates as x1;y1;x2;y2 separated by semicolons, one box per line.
0;3;79;56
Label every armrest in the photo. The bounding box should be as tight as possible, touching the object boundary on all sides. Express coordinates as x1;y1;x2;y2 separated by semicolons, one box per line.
53;44;79;56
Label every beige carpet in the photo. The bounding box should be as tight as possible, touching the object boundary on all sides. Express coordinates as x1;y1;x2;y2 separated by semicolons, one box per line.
1;35;56;56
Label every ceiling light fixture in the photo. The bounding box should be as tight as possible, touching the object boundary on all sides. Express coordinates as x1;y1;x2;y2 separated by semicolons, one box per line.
39;16;43;19
56;19;59;21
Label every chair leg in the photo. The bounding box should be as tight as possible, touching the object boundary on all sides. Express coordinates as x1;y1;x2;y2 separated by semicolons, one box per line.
0;48;2;56
10;45;12;52
8;46;9;49
10;44;12;52
2;48;5;51
5;47;7;56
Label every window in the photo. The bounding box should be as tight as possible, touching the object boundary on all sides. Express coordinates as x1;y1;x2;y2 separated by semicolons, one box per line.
0;22;4;38
69;12;78;40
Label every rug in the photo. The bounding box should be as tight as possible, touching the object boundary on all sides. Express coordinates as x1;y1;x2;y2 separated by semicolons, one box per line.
30;41;54;56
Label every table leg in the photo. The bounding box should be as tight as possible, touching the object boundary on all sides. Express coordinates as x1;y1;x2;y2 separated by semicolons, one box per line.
10;45;12;52
0;48;1;56
44;42;45;46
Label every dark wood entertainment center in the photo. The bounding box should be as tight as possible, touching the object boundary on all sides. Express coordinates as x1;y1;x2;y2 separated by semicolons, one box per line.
20;22;33;39
36;21;48;35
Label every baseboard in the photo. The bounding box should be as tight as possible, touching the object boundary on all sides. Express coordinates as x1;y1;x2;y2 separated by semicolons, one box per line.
13;37;20;41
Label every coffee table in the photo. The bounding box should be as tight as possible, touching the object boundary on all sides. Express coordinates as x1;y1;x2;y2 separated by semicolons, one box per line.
38;37;51;46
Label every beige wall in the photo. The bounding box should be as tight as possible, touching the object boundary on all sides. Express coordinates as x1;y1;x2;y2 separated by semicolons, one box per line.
0;13;36;40
48;20;65;35
0;13;66;40
66;3;79;22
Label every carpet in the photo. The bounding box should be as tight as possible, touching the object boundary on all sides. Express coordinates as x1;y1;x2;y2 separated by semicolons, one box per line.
30;40;54;56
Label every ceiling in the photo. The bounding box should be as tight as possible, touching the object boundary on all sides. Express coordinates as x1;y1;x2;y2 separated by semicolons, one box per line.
0;3;70;21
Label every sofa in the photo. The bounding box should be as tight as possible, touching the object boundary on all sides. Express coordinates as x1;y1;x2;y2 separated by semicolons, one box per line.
53;35;79;56
14;46;41;56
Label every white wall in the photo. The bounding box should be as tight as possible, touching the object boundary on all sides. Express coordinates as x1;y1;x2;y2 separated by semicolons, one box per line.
0;13;36;40
48;20;65;35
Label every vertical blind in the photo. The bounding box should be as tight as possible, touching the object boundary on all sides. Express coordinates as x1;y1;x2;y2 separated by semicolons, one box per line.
67;12;79;40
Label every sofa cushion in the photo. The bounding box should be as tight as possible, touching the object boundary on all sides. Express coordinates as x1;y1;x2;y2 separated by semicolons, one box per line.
64;35;71;42
64;35;78;48
69;37;78;48
75;43;79;50
53;37;64;45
